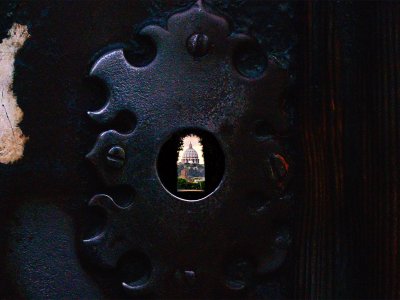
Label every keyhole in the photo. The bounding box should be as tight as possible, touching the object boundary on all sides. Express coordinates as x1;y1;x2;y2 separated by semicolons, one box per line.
177;134;205;193
157;129;224;201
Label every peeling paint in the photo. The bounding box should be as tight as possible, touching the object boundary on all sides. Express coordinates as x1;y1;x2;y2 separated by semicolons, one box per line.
0;23;29;164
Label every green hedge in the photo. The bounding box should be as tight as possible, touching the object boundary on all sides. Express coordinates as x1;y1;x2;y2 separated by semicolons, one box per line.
177;178;205;190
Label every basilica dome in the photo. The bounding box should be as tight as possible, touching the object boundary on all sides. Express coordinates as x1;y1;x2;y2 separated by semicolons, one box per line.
181;142;199;164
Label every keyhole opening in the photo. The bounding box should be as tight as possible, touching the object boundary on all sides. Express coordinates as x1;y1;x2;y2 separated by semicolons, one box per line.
157;129;224;201
177;134;205;193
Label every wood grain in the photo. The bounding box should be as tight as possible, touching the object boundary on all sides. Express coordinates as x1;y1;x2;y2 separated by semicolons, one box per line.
294;1;400;299
295;2;345;299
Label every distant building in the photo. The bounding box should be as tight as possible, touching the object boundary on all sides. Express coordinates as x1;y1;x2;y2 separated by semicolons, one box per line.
178;142;205;182
181;142;200;164
179;168;189;180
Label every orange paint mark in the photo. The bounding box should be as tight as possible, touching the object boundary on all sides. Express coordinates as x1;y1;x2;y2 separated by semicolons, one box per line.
275;153;289;173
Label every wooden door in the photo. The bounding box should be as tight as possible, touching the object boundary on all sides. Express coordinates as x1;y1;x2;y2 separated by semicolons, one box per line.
0;1;399;299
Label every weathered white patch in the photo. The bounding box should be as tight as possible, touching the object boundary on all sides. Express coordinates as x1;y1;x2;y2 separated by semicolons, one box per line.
0;23;30;164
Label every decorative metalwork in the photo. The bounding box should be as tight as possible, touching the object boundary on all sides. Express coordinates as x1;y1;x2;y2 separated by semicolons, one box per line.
84;0;292;297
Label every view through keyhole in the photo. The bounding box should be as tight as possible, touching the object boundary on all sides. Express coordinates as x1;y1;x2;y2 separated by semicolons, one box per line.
157;129;224;201
177;135;205;193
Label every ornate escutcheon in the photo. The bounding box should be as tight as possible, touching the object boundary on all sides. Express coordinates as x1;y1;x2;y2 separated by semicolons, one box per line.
83;1;292;297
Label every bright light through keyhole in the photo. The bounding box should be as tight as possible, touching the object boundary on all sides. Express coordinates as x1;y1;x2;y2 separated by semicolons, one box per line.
177;135;205;192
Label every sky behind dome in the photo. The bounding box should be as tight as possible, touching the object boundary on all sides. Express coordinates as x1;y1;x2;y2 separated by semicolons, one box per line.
177;135;204;165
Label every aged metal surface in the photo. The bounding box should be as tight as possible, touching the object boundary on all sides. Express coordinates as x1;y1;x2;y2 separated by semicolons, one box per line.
83;1;292;298
0;0;296;298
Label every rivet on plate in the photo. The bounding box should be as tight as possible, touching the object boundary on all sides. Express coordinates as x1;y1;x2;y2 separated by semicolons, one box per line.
106;146;125;168
187;33;210;57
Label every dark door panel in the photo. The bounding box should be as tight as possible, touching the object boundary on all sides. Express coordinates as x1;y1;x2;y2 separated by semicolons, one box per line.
0;1;399;299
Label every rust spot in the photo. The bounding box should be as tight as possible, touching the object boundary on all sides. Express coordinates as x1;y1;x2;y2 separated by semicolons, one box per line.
270;153;289;189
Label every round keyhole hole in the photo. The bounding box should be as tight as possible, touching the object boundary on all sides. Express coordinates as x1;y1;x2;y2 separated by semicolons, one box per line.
157;129;225;201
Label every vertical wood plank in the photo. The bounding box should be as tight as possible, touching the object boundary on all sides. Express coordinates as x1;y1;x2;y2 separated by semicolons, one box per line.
295;2;346;298
357;2;400;299
294;1;400;299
